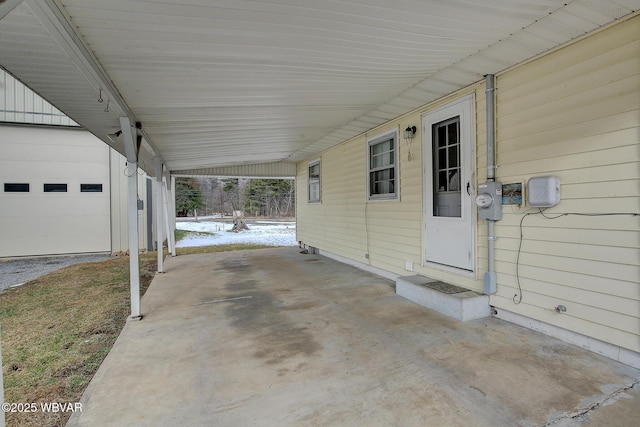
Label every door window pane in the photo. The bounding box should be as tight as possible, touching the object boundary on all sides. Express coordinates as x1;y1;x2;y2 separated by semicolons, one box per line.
432;117;461;217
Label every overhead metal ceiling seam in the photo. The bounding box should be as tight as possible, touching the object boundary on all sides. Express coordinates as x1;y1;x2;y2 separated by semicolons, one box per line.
0;0;24;20
27;0;165;164
287;1;585;161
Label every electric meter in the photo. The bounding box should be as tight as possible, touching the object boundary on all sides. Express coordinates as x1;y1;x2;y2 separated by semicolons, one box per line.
476;182;502;220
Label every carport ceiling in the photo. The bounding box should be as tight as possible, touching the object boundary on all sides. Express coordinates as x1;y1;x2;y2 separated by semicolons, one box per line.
1;0;638;175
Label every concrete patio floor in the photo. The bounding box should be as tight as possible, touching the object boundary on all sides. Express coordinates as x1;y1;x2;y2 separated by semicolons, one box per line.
68;247;639;427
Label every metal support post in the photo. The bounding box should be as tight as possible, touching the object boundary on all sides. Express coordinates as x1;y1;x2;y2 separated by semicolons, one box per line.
126;160;141;318
166;172;177;256
155;157;164;273
162;183;175;256
120;117;142;319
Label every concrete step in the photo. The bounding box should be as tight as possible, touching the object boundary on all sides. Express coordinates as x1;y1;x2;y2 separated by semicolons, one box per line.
396;275;490;321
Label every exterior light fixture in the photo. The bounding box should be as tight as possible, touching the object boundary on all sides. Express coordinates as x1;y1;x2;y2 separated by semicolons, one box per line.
404;125;417;161
404;125;417;140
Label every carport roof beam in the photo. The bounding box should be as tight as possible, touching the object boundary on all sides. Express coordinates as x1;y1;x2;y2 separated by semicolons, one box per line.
27;0;164;165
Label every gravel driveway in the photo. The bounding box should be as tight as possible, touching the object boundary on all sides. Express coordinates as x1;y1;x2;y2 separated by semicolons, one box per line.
0;253;111;292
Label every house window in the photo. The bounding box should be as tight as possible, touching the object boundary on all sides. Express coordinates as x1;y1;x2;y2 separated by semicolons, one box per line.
367;130;398;200
4;183;30;192
81;183;103;193
308;160;321;203
44;183;67;193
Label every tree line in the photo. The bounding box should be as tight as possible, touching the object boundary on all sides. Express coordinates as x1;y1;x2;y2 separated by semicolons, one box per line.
175;177;295;218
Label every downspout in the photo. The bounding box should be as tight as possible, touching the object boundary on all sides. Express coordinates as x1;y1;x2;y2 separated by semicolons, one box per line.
485;74;497;294
486;74;496;182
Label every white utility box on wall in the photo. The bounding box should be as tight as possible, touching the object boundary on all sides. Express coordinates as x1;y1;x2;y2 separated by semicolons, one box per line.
527;176;561;207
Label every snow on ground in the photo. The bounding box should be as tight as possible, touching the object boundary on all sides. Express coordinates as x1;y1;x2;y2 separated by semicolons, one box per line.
176;219;297;247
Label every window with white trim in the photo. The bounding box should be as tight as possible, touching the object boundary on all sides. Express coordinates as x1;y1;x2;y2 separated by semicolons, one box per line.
308;159;321;203
367;130;398;200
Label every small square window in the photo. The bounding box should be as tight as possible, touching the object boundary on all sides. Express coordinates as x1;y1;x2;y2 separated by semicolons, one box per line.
308;160;321;203
44;183;67;193
4;183;29;192
367;130;398;200
81;183;103;193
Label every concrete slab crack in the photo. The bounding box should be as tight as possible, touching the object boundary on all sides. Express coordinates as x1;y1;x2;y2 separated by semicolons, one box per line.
541;379;640;426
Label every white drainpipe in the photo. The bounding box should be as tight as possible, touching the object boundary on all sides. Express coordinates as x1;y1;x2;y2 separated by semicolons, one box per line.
484;74;498;294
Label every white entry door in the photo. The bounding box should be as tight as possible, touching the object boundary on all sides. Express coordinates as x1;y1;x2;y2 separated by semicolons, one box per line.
423;96;475;271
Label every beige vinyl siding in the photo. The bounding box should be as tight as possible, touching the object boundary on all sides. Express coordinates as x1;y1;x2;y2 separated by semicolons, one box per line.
297;15;638;356
490;15;640;352
297;124;420;270
297;90;486;289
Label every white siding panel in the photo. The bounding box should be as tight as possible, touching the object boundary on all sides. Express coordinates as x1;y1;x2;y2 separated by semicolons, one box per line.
0;126;110;257
0;69;78;126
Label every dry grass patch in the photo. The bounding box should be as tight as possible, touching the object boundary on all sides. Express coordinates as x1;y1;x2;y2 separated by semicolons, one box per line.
0;253;156;427
1;244;276;426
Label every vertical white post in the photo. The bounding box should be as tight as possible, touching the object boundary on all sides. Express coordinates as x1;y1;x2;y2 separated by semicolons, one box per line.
120;117;141;319
170;175;177;256
162;183;175;256
126;160;141;318
155;157;164;273
166;173;177;256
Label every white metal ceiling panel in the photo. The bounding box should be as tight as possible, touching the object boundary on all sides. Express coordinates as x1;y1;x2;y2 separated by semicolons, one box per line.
0;0;638;174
